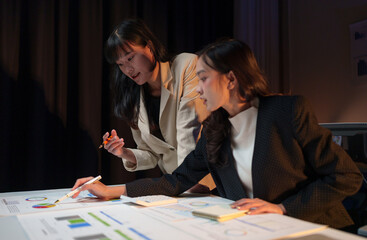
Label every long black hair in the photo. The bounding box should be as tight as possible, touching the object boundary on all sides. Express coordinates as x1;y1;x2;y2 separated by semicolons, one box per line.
198;39;270;167
104;19;170;128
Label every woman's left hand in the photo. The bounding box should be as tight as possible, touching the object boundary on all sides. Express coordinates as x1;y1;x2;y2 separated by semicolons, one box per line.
231;198;286;215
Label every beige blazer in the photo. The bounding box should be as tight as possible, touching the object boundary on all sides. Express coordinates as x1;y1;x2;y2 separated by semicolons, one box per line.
122;53;209;174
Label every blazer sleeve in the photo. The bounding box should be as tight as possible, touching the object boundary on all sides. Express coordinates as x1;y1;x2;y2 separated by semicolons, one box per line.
125;135;210;197
281;96;363;220
122;127;161;171
175;54;209;166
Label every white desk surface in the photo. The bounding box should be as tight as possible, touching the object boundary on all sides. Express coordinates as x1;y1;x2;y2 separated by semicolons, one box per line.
1;188;366;240
1;188;71;240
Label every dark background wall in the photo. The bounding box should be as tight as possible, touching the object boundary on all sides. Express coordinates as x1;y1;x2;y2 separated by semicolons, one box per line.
286;0;367;123
1;0;367;192
0;0;234;192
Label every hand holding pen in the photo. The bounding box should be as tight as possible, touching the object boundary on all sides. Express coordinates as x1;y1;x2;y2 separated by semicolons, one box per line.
99;129;126;156
98;136;113;148
71;176;127;200
99;129;137;166
54;175;102;204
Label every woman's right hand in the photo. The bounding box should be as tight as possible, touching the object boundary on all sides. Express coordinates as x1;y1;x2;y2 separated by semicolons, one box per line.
71;177;111;200
71;176;126;200
103;129;125;158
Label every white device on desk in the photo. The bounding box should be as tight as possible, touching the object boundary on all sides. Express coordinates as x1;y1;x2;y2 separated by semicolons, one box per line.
121;194;177;207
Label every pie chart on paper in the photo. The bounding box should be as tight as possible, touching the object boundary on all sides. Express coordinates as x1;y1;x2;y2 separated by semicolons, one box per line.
32;203;56;209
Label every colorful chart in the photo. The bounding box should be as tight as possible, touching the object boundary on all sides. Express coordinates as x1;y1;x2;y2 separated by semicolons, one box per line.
55;215;91;229
26;197;47;201
32;203;56;209
109;198;122;202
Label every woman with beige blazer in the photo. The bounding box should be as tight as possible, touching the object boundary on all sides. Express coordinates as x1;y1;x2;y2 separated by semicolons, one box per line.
102;19;208;176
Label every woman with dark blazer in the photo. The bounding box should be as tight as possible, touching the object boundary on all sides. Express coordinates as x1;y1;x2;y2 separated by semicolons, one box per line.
72;39;362;229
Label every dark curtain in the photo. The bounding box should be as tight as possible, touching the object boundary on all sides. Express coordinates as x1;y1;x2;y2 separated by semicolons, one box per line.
0;0;234;192
234;0;286;93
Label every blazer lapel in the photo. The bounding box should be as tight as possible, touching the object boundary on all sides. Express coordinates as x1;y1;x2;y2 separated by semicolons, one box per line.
159;61;173;121
137;88;150;134
160;87;170;120
138;61;172;135
251;97;270;199
216;139;248;200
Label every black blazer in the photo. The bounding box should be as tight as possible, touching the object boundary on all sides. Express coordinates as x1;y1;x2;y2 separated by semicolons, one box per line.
126;95;363;229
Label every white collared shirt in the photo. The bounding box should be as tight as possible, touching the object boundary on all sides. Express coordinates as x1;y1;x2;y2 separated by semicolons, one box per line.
229;106;258;198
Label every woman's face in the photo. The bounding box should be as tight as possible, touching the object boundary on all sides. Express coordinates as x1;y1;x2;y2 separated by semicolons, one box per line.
115;43;156;85
196;56;231;112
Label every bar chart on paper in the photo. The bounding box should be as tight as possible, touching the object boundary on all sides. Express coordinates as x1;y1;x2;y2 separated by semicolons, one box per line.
0;192;335;240
55;215;92;229
17;204;199;240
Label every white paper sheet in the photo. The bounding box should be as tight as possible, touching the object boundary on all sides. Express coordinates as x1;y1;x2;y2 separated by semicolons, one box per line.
17;204;197;240
16;194;327;240
0;189;126;216
136;196;327;240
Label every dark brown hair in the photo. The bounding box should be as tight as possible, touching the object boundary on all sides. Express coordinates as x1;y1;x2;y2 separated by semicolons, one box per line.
105;19;169;128
198;39;270;167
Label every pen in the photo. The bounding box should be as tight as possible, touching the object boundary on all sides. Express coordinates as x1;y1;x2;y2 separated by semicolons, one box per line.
98;136;112;149
54;175;102;204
